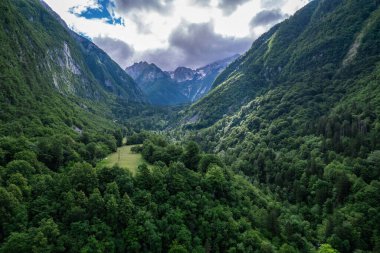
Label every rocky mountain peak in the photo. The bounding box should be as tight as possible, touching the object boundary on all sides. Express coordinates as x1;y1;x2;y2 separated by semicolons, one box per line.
124;54;240;105
172;67;196;82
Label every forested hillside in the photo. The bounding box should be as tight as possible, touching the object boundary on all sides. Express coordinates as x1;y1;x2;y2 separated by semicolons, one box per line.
184;0;380;128
174;0;380;252
0;0;157;161
0;0;146;136
0;0;379;252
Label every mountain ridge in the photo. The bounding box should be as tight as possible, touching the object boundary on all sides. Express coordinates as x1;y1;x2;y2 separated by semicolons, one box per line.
182;0;380;128
0;0;148;139
172;1;380;251
0;0;380;252
39;0;146;103
126;54;240;105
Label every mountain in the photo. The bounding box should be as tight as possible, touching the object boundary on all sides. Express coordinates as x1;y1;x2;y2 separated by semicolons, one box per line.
183;0;380;128
1;0;380;252
0;0;146;139
39;1;145;103
171;67;196;82
171;54;241;102
125;61;187;105
0;0;154;169
126;54;239;105
124;62;170;88
0;2;280;252
176;0;380;252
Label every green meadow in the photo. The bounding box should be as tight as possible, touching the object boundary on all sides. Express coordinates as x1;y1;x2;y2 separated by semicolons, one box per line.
98;145;148;174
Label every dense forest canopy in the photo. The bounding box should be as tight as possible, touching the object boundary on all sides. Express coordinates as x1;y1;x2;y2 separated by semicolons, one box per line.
0;0;379;252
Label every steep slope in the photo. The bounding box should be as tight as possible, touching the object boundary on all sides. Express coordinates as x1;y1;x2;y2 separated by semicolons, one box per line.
184;0;380;128
177;0;380;252
125;62;189;106
1;0;380;252
0;0;156;173
76;37;144;101
0;0;146;138
126;62;187;105
39;0;145;102
0;2;293;252
126;55;239;105
172;54;240;102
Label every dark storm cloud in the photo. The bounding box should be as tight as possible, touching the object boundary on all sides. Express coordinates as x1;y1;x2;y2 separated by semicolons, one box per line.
93;37;134;67
250;9;288;27
138;22;252;70
112;0;173;14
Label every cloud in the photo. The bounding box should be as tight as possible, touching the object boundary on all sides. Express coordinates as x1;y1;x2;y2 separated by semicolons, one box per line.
134;21;252;70
260;0;287;9
218;0;252;15
44;0;310;70
191;0;210;4
111;0;173;14
93;37;135;67
250;9;288;27
68;0;102;15
133;48;183;70
191;0;251;15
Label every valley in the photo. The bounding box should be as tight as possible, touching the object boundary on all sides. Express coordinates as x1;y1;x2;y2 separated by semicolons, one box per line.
0;0;379;252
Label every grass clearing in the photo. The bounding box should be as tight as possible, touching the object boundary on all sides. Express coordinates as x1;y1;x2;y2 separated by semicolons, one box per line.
98;145;149;174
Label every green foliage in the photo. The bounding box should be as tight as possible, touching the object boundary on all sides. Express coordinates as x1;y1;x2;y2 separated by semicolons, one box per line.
127;131;150;145
182;141;200;170
0;0;379;253
198;154;223;173
183;0;380;129
169;242;189;253
318;244;339;253
173;1;380;253
0;133;296;252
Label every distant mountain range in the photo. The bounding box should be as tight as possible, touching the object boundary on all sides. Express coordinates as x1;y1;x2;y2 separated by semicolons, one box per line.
126;54;240;105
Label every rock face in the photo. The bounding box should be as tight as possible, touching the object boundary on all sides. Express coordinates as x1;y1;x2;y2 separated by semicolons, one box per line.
126;62;184;105
172;54;241;102
39;0;146;102
171;67;196;83
0;0;148;148
126;62;172;88
126;54;240;105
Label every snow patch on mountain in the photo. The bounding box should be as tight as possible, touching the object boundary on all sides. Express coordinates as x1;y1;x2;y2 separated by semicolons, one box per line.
125;54;240;105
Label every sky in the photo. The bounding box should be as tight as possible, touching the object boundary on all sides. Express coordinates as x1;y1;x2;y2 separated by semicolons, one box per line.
44;0;310;70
